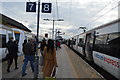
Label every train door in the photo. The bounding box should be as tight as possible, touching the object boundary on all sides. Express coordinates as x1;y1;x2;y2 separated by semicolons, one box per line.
73;36;77;50
14;31;20;42
0;28;7;59
85;32;95;61
0;25;13;60
76;35;79;51
77;34;85;56
12;28;25;56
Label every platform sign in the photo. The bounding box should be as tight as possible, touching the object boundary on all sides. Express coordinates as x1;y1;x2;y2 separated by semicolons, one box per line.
26;2;36;12
42;3;52;13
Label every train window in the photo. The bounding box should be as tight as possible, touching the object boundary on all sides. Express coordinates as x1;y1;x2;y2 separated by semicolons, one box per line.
25;36;27;40
74;39;76;45
71;38;75;45
0;34;6;48
106;32;120;58
95;34;107;44
89;34;94;44
15;33;20;42
78;38;84;47
8;33;13;39
106;32;120;44
79;38;83;43
94;32;120;58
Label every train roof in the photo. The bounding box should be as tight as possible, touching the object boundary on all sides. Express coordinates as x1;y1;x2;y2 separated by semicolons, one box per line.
87;18;120;33
0;13;31;32
69;18;120;39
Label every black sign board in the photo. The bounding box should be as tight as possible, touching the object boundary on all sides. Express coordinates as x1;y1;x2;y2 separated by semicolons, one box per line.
26;2;36;12
42;3;52;13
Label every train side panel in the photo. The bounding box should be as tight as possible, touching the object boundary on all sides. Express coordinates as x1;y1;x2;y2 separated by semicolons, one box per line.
77;34;86;56
92;20;120;79
0;25;14;60
93;51;119;79
67;19;120;79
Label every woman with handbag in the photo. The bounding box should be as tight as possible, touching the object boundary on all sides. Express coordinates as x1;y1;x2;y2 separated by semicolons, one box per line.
42;39;58;77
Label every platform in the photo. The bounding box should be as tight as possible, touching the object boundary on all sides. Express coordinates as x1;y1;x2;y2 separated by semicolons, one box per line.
2;44;103;79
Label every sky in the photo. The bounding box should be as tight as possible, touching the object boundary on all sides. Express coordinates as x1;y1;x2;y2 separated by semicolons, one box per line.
1;0;120;39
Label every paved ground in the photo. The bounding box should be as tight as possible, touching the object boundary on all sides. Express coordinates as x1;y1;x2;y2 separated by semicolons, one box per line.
2;44;102;79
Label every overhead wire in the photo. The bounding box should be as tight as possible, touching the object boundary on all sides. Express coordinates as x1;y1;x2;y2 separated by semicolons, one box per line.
86;3;119;26
65;0;72;36
49;0;55;19
85;0;118;26
88;1;113;20
69;0;72;26
67;0;118;37
55;0;59;19
55;0;60;29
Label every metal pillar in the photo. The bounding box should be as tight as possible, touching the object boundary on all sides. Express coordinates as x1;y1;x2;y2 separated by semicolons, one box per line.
55;29;57;39
52;20;55;39
34;0;40;79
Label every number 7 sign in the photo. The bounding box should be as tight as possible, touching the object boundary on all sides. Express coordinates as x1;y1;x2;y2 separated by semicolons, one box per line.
26;2;36;12
42;3;52;13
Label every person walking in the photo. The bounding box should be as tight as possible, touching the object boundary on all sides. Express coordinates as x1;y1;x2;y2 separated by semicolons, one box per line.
12;40;19;69
40;39;46;56
33;39;37;54
6;37;14;72
55;40;58;50
42;39;58;77
68;39;71;48
57;41;61;49
22;38;35;77
22;40;27;54
22;40;27;62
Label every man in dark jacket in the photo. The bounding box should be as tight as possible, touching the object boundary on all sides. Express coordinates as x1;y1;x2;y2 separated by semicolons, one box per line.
13;40;19;69
6;37;18;72
40;39;46;56
68;39;71;48
22;40;27;55
22;38;35;77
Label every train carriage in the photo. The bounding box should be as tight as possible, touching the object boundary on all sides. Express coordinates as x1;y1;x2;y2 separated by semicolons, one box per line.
0;24;14;60
67;18;120;79
0;24;34;61
72;36;78;51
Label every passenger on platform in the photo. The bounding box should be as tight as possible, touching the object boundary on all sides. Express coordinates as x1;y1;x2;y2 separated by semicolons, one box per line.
42;39;58;77
40;39;46;56
12;40;19;70
33;39;37;54
71;38;74;48
6;37;18;72
22;38;35;77
22;40;27;62
68;39;71;48
55;40;58;50
57;41;61;49
22;40;27;54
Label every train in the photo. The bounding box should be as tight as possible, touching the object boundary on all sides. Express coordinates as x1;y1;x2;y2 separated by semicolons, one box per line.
0;24;35;61
65;18;120;79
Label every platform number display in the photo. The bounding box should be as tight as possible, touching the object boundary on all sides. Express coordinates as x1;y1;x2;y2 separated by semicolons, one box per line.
42;3;52;13
26;2;36;12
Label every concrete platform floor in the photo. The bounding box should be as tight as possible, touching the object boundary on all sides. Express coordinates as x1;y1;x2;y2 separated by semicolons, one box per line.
2;44;102;79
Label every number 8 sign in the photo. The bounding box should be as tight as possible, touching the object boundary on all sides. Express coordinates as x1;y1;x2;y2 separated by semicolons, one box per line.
42;3;52;13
